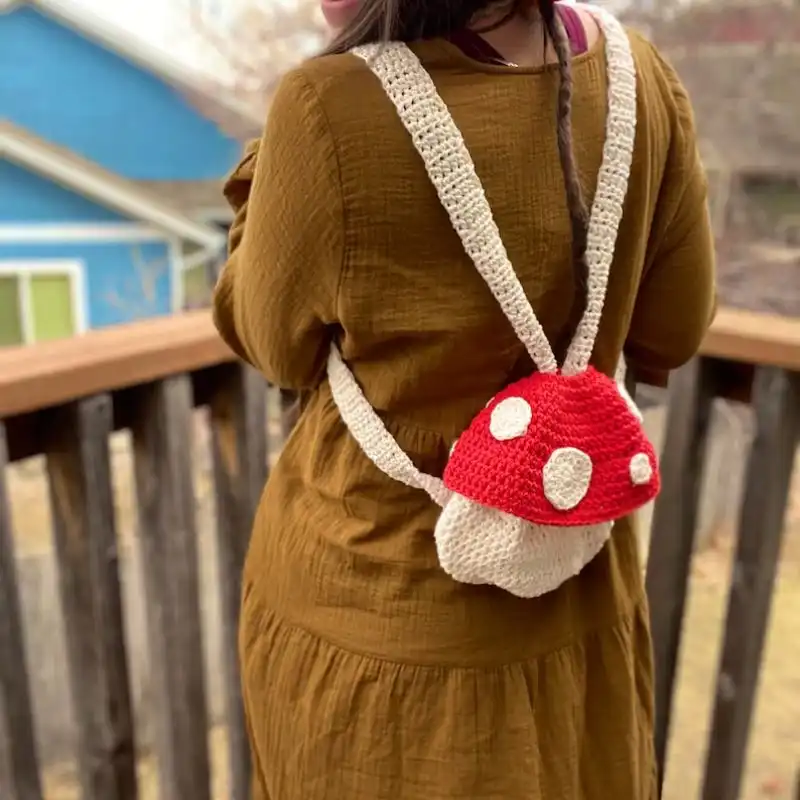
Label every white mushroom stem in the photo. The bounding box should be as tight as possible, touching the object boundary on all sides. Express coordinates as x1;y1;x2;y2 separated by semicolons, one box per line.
434;494;612;599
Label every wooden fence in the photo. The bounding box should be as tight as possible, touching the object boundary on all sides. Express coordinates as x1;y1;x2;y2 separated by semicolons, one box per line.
0;307;798;800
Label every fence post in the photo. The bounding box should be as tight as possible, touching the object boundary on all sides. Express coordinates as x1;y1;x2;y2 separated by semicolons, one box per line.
702;368;800;800
131;376;211;800
209;363;268;800
44;396;138;800
645;357;717;791
0;422;43;800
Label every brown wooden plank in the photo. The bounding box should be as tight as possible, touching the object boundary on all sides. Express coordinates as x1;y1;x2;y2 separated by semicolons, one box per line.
701;367;800;800
0;422;44;800
0;306;794;422
0;311;234;418
702;307;800;371
209;364;268;800
44;396;138;800
5;364;225;465
645;356;718;792
131;376;211;800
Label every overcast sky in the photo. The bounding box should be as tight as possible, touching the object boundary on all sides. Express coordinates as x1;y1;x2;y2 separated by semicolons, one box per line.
73;0;174;39
65;0;680;64
70;0;202;54
65;0;607;49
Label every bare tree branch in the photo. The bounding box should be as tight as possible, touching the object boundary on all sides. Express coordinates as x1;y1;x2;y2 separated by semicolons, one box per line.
182;0;328;134
104;247;170;318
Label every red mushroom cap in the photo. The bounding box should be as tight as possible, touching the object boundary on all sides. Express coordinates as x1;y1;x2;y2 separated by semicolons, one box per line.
444;367;660;527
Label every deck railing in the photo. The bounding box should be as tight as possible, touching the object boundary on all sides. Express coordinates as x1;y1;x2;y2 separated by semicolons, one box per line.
0;308;798;800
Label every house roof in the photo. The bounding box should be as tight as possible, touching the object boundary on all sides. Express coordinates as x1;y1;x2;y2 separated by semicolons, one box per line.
135;179;232;221
0;122;226;250
0;0;262;133
647;0;800;174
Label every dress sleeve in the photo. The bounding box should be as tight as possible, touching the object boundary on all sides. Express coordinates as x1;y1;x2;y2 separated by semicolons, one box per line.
212;69;344;390
624;49;717;387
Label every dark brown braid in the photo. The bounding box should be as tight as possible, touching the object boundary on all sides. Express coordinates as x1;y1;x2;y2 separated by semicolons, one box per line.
538;0;590;324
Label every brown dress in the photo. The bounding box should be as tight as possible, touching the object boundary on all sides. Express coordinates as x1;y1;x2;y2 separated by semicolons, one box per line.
213;25;716;800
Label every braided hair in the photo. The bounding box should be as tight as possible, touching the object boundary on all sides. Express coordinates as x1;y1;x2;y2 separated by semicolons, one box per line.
537;1;589;321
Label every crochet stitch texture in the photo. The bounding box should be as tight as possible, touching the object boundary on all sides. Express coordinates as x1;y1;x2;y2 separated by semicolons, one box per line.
328;5;660;598
444;367;660;527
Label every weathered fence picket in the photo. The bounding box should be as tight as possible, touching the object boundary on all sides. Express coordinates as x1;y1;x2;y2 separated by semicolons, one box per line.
0;422;44;800
131;376;211;800
645;356;718;788
209;363;269;800
701;367;800;800
44;396;137;800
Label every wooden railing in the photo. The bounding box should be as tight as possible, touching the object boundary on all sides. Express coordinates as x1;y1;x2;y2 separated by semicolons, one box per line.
0;308;798;800
0;313;266;800
645;310;800;800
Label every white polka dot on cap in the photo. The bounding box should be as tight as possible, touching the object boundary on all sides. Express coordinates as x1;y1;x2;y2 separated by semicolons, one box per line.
489;397;532;441
543;447;593;510
629;452;652;485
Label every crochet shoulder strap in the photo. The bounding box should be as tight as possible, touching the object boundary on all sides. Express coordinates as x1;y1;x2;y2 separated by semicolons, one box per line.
327;6;637;505
349;43;559;375
562;7;637;374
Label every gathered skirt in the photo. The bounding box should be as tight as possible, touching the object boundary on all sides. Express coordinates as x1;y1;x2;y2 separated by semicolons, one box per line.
240;584;657;800
239;407;658;799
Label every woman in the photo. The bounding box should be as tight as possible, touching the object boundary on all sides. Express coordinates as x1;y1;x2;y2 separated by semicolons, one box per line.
213;0;715;797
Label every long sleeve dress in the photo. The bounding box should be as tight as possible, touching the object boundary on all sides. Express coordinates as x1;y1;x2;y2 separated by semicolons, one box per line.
213;26;716;800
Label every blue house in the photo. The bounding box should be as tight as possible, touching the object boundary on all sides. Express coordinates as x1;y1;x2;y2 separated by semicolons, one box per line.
0;0;260;346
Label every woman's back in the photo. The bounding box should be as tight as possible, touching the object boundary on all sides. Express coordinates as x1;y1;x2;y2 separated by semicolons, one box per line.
218;26;712;424
214;7;715;798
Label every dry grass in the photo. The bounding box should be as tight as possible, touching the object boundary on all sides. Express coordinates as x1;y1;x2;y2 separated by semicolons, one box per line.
4;422;799;800
42;726;232;800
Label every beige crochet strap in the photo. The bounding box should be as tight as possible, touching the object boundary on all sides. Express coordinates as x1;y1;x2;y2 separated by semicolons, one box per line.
330;8;636;502
351;43;558;375
353;6;637;377
560;5;637;374
328;345;451;506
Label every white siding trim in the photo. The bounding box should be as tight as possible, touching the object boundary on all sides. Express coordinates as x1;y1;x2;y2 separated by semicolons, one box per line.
0;258;88;342
0;129;226;251
194;208;234;224
0;223;171;243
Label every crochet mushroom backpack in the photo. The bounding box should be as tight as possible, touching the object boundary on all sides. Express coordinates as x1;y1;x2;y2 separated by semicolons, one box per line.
328;6;661;599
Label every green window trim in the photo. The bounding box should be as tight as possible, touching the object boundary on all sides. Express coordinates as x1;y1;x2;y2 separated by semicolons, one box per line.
0;275;24;347
30;274;76;343
0;264;80;346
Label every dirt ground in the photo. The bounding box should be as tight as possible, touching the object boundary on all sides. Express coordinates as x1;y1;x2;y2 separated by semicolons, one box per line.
5;415;799;800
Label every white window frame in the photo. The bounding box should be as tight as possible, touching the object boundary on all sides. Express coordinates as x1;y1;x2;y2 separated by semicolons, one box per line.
0;259;88;345
0;223;172;244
